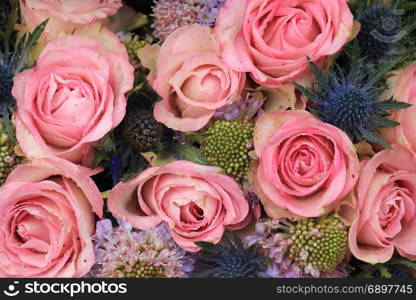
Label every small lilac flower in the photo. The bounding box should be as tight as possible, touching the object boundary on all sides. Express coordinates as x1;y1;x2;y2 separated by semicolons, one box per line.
215;92;265;121
151;0;200;42
245;218;351;278
88;220;195;278
195;0;226;26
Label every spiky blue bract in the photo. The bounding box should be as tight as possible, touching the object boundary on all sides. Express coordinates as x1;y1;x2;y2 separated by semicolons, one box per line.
356;6;400;62
195;232;268;278
0;2;47;118
355;0;416;65
0;63;14;116
294;48;411;148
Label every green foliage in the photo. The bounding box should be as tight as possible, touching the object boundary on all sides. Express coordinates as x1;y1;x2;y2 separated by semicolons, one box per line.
0;0;47;119
355;258;416;278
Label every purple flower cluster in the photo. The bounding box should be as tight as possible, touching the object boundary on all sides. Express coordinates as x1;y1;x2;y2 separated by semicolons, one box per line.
151;0;227;42
215;92;265;121
88;220;195;278
195;0;226;27
245;220;351;278
151;0;200;41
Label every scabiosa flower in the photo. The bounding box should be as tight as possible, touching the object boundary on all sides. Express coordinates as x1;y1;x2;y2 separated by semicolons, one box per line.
151;0;200;42
295;53;411;148
195;0;226;27
89;220;195;278
195;232;268;278
246;215;351;278
355;0;416;64
214;92;265;121
242;181;261;220
201;119;254;180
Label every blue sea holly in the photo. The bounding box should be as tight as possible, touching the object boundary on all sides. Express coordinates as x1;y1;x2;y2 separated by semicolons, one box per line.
195;232;268;278
0;2;47;117
355;0;416;64
294;49;411;148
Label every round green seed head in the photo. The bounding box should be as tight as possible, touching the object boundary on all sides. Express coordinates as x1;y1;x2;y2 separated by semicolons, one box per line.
201;120;254;180
0;130;22;185
118;261;166;278
288;214;348;273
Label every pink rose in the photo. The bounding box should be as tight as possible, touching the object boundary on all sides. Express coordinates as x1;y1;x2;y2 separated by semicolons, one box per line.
215;0;354;88
349;146;416;263
19;0;122;44
150;25;246;132
0;157;103;277
13;25;134;165
108;161;249;252
381;62;416;153
250;110;359;219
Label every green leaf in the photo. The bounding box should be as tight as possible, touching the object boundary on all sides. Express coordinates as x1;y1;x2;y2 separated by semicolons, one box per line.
377;265;392;278
14;18;48;71
366;60;397;88
92;150;109;169
360;127;391;149
293;82;319;103
306;57;328;89
349;40;362;77
376;100;412;111
2;0;18;52
124;13;148;31
173;143;210;165
372;117;400;128
194;241;216;249
126;82;144;98
391;259;416;270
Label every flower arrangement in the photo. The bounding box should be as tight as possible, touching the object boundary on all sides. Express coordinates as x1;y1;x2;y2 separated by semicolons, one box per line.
1;0;416;278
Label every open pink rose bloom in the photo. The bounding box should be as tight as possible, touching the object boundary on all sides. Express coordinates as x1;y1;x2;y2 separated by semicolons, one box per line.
108;161;249;252
250;110;359;219
349;146;416;264
0;158;103;277
13;25;134;165
215;0;354;87
2;0;416;280
151;25;246;132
